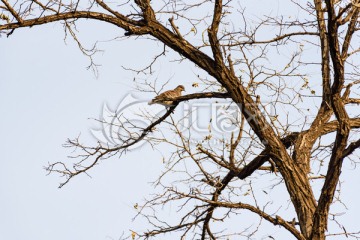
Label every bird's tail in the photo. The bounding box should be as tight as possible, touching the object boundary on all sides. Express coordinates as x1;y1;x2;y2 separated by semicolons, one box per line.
148;100;154;105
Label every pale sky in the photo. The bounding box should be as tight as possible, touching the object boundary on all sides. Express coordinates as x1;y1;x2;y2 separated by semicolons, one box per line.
1;2;360;240
0;21;169;239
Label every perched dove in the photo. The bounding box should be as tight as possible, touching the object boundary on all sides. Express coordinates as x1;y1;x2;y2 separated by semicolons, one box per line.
148;85;185;106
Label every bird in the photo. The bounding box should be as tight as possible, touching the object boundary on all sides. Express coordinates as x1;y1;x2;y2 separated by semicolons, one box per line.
148;85;185;106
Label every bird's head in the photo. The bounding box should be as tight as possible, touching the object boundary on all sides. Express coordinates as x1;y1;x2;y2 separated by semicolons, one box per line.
176;85;185;92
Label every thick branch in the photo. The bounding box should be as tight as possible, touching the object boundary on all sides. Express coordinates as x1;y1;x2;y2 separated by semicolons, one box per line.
163;92;230;103
342;139;360;158
1;0;23;23
237;132;299;179
208;0;224;66
238;118;360;180
341;7;359;59
0;11;149;35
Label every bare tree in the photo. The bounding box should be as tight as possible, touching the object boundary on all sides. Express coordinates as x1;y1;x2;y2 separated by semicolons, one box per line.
1;0;360;239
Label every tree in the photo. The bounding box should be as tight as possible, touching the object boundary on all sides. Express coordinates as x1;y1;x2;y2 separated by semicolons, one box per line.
1;0;360;239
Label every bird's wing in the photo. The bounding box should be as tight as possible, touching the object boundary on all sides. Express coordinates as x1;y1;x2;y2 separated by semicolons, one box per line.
153;90;176;101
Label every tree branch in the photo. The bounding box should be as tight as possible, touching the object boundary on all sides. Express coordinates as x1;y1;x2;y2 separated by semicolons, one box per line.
341;139;360;159
1;0;23;23
208;0;224;66
0;11;149;35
